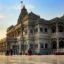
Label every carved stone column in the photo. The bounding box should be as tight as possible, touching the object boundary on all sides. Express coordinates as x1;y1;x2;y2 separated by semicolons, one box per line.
56;23;59;52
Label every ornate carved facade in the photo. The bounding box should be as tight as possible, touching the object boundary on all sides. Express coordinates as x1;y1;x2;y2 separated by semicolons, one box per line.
0;38;6;54
6;5;64;55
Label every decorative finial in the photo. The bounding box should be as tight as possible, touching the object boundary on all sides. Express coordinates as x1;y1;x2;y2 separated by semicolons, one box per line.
21;1;23;4
20;1;24;9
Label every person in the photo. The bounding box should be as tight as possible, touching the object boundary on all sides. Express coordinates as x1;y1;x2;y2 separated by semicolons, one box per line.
5;50;9;55
19;51;22;55
28;48;32;55
10;49;13;55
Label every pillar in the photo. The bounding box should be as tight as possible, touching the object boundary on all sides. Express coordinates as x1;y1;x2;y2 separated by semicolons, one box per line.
56;23;59;52
19;40;21;54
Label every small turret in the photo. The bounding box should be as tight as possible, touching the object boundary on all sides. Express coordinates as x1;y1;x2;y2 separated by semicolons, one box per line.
21;5;28;18
17;2;28;24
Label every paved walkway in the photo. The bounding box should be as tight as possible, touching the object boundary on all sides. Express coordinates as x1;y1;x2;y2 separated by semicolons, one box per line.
0;55;64;64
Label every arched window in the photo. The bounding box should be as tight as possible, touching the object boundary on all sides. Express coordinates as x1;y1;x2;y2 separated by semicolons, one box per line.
51;26;56;33
59;26;64;32
30;29;33;33
51;41;57;49
45;43;48;48
35;44;38;48
40;27;43;32
30;44;33;49
25;30;27;34
40;43;43;48
59;40;64;48
45;28;47;32
34;28;38;33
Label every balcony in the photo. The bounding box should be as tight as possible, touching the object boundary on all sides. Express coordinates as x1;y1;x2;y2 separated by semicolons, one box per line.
57;48;64;53
51;32;64;38
52;48;64;54
24;34;34;40
34;32;50;39
7;37;17;42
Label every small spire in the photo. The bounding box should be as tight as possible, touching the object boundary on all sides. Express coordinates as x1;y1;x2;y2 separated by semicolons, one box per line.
21;1;23;4
20;1;24;9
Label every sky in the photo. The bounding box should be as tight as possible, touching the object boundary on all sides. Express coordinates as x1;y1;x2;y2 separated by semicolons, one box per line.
0;0;64;40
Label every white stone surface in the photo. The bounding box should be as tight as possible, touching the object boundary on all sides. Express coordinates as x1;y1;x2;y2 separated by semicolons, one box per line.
0;55;64;64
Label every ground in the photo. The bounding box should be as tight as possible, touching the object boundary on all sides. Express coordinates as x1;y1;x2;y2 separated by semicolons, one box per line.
0;55;64;64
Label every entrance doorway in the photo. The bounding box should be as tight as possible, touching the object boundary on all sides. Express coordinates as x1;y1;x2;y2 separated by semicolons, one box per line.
51;41;57;49
12;45;19;55
59;40;64;48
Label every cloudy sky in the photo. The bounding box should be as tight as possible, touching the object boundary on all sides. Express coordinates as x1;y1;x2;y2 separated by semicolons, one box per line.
0;0;64;40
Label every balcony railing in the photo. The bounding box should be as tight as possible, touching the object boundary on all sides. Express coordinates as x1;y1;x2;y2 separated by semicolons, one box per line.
52;48;64;54
51;32;64;38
